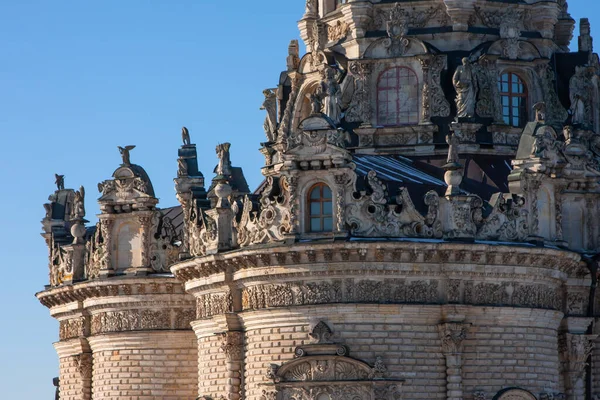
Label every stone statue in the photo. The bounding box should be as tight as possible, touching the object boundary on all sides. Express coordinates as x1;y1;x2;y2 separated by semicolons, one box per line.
177;158;188;177
286;40;300;71
305;0;317;16
446;132;462;165
43;203;53;220
215;143;232;177
71;186;85;220
453;58;477;119
533;102;546;123
55;174;65;191
182;127;191;146
320;68;342;125
310;91;323;115
569;66;589;126
260;89;277;142
118;145;136;165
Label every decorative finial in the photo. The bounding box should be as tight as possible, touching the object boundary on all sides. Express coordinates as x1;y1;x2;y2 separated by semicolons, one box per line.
54;174;65;191
182;127;191;146
117;145;136;165
260;89;277;142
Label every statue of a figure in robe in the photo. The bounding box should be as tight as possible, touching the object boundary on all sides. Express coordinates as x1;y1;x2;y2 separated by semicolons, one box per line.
320;68;342;125
453;58;477;119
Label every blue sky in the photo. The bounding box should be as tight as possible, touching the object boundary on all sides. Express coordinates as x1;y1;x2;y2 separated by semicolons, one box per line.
0;1;596;397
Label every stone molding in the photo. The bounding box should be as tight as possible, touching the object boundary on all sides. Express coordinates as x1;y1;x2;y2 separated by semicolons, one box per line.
90;307;195;334
54;337;91;358
37;276;186;308
87;330;196;352
172;242;581;284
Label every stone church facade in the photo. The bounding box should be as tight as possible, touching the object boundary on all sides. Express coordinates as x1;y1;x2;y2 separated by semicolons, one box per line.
37;1;600;400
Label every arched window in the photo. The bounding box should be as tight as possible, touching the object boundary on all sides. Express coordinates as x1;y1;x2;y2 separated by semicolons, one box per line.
377;67;419;126
308;183;333;233
499;73;528;127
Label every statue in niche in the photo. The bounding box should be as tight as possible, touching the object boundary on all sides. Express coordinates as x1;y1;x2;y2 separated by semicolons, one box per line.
181;127;191;146
55;174;65;191
453;58;477;119
71;186;85;220
320;68;342;124
118;145;136;165
260;89;278;142
215;143;232;177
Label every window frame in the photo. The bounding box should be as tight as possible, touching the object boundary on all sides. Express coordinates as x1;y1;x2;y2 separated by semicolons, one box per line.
499;72;528;128
307;183;334;233
376;66;420;127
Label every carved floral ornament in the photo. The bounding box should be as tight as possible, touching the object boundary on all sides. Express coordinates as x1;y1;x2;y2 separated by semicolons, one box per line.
262;322;402;400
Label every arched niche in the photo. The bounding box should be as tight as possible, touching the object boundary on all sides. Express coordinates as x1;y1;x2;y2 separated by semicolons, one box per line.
113;220;143;270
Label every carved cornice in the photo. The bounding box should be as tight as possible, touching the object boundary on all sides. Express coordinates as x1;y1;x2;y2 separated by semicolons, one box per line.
36;277;185;309
172;242;581;283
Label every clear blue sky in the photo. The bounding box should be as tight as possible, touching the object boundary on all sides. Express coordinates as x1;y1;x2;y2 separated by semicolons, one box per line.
0;1;596;398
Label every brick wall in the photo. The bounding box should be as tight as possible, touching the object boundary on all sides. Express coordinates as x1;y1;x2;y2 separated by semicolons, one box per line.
239;305;563;400
88;331;197;400
58;355;91;400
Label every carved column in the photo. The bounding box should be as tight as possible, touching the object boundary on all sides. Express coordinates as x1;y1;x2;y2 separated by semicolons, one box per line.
438;322;470;400
220;331;244;400
560;333;598;400
419;56;432;124
137;213;153;271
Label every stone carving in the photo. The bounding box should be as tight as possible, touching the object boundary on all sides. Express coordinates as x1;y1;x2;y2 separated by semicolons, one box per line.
55;174;65;190
569;66;594;127
261;89;278;142
496;389;538;400
278;73;301;142
286;40;300;72
310;321;333;343
215;143;232;178
149;213;180;272
533;102;546;123
196;290;232;319
304;0;317;17
438;322;469;354
346;61;373;124
474;57;502;121
181;126;191;146
59;317;86;340
384;4;411;56
219;331;244;361
474;392;487;400
241;279;439;311
536;64;568;124
73;353;92;380
423;55;451;118
267;338;403;400
346;171;443;239
90;308;189;334
318;68;342;125
177;158;188;177
71;186;85;220
234;177;293;248
370;3;448;33
567;292;588;315
118;145;136;165
453;58;477;118
476;193;529;242
327;20;349;42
